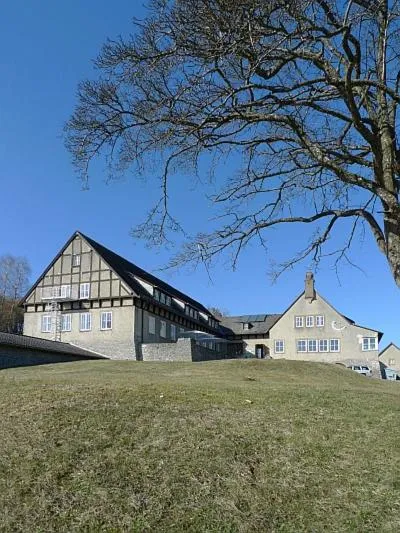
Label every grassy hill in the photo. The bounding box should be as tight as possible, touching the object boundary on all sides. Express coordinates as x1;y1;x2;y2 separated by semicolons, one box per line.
1;360;400;532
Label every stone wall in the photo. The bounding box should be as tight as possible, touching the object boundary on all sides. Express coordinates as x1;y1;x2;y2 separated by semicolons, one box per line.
142;338;238;362
0;345;102;370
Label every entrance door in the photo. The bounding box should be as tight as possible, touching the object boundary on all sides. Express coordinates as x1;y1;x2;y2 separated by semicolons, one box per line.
255;344;265;359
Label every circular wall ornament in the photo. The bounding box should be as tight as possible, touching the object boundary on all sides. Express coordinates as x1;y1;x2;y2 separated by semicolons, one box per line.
331;320;346;331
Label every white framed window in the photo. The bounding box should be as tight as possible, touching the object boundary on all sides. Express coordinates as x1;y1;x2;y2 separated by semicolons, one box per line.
389;359;395;366
316;315;325;327
297;339;307;352
100;311;112;330
160;320;167;338
308;339;318;352
306;315;314;328
148;316;156;335
319;339;328;352
330;339;340;352
61;314;72;332
295;316;304;328
79;283;90;299
41;315;52;333
72;255;81;267
362;337;377;351
171;324;177;341
79;312;92;331
274;340;285;353
42;285;71;300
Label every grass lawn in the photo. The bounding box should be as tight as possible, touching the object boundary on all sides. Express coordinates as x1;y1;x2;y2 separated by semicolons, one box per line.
1;359;400;532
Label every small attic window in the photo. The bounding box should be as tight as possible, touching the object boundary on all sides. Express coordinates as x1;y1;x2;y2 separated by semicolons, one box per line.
243;323;252;330
72;254;81;267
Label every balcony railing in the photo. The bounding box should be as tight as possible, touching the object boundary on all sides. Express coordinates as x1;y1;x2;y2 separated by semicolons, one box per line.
41;285;72;300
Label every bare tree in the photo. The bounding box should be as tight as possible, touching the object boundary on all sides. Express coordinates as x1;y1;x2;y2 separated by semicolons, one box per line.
0;255;31;334
208;306;230;319
66;0;400;285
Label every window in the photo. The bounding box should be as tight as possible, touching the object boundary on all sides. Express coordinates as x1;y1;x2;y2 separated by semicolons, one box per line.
389;359;396;366
362;337;377;351
154;288;171;306
179;327;185;335
295;316;304;328
171;324;177;341
61;314;72;332
319;339;328;352
79;312;92;331
160;320;167;338
316;315;325;327
297;339;307;352
243;323;251;330
308;339;317;352
72;255;81;267
42;285;71;300
330;339;340;352
148;316;156;335
185;305;199;320
41;315;52;333
79;283;90;299
274;340;285;353
100;311;112;330
306;315;314;328
209;317;218;329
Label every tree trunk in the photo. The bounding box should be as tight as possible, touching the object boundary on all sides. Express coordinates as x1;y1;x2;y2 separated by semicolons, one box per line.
385;213;400;286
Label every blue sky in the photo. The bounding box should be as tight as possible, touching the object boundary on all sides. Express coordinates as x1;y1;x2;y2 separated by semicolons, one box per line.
1;1;398;347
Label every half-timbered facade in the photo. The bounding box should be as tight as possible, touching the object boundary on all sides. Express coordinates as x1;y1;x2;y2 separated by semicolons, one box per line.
22;231;221;359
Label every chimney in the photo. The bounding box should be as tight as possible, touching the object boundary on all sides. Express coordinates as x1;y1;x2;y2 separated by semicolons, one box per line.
305;272;316;302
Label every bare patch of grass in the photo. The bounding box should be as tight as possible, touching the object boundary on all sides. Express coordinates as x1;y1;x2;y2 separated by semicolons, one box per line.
1;360;400;532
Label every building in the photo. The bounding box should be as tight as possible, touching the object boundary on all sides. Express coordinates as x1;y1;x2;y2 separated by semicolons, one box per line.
21;231;223;360
221;273;383;369
379;343;400;373
20;232;382;368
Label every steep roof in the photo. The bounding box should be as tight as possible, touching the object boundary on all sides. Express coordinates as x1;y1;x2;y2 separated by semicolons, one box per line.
79;232;214;317
220;314;282;336
0;332;106;359
21;231;216;320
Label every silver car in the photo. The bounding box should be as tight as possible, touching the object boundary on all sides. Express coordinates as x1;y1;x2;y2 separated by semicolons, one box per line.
348;365;372;377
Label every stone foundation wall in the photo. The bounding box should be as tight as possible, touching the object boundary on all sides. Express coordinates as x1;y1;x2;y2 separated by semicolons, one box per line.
142;338;238;362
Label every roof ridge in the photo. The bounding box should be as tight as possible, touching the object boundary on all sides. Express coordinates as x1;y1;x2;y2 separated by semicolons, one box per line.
78;232;214;316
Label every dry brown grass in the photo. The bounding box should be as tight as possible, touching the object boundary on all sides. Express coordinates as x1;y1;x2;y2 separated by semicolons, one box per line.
1;359;400;532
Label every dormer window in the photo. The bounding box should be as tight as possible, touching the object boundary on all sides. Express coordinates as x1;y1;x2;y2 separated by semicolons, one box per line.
185;305;199;320
208;317;218;329
243;323;252;330
153;288;171;306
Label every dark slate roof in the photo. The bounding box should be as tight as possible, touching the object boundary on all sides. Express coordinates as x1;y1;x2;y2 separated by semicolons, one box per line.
220;314;282;336
0;332;106;359
79;232;214;317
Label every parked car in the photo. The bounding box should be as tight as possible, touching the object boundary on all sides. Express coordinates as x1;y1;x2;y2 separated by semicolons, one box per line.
348;365;372;377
